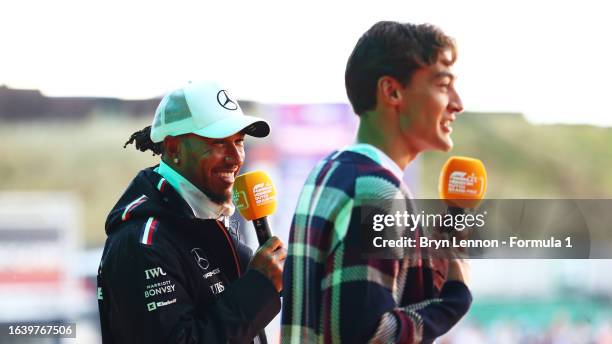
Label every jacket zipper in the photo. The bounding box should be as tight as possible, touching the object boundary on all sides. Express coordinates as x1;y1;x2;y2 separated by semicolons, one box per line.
214;220;242;277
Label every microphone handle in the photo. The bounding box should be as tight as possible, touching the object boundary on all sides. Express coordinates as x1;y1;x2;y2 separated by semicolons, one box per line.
253;217;272;246
446;205;482;257
446;206;465;231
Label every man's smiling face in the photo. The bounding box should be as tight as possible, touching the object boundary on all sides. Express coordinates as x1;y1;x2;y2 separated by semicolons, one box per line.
175;132;245;204
397;48;464;153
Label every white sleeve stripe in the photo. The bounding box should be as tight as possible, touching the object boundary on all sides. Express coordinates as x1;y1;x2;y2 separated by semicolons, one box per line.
122;195;147;221
141;217;155;244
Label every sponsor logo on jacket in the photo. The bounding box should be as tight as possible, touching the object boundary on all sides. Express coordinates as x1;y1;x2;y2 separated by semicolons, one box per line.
147;298;177;312
144;267;167;280
144;280;176;298
210;282;225;295
204;268;221;279
191;248;209;270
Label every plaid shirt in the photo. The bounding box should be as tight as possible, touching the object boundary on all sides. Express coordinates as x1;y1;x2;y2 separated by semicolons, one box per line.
281;144;472;344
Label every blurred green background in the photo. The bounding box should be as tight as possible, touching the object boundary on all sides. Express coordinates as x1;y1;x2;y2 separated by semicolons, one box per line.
2;112;610;246
1;107;611;343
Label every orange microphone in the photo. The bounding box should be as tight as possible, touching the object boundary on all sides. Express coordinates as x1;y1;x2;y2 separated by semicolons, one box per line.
439;156;487;211
232;170;277;246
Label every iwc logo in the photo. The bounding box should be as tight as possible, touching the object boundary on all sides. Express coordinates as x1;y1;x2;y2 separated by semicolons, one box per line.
216;90;238;110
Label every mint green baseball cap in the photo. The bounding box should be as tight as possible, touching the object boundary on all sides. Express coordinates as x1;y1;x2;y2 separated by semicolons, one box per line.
150;80;270;143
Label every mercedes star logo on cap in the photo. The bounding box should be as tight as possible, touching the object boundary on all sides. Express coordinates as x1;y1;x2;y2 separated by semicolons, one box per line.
217;90;238;110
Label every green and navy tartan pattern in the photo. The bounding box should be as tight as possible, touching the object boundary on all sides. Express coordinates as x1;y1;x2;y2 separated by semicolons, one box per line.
281;147;472;344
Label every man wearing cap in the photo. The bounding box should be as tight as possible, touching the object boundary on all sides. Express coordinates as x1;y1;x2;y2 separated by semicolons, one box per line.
97;81;285;344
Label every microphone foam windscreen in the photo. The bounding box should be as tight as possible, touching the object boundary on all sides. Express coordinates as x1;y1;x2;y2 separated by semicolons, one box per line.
232;170;277;221
438;156;487;209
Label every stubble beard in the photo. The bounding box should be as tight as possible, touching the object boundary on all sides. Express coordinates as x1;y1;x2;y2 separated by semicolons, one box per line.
203;188;232;205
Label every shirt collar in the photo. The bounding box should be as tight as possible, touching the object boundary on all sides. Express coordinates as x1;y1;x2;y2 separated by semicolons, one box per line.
156;161;235;220
343;143;405;181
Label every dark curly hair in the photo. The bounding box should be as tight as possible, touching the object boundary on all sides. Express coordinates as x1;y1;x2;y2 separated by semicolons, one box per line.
345;21;457;115
123;126;163;156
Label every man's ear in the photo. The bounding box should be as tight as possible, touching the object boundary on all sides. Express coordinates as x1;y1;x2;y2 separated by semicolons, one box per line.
162;136;180;162
377;76;403;107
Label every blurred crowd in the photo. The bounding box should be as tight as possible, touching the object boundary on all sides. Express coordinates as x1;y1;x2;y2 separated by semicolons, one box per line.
441;319;612;344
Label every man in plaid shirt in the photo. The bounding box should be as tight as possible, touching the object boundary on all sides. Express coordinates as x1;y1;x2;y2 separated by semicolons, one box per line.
281;21;472;343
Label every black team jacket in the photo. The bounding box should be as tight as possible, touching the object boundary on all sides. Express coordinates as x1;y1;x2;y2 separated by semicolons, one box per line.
97;167;280;343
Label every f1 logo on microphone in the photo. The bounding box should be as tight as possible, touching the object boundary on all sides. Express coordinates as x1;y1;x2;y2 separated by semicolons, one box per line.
253;182;274;206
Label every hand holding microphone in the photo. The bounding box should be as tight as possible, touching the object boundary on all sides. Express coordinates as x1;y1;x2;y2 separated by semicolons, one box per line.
437;156;488;287
247;236;286;293
233;171;286;292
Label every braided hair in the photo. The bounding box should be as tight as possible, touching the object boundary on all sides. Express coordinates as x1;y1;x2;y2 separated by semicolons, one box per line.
123;126;163;156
